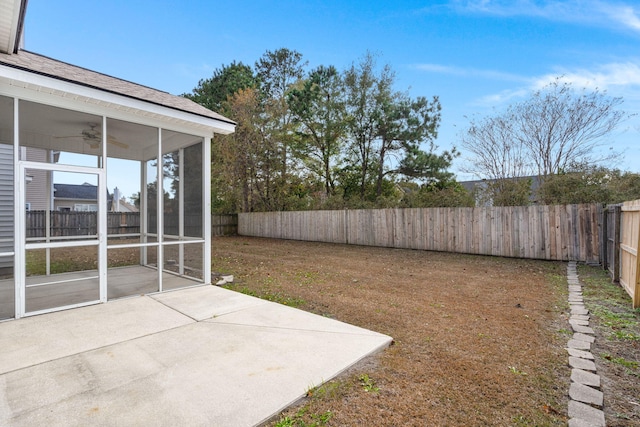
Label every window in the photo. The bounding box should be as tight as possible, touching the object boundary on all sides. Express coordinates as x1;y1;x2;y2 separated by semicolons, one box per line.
73;204;97;212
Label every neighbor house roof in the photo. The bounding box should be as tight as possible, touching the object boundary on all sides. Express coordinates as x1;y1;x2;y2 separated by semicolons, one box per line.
0;49;235;126
53;183;98;200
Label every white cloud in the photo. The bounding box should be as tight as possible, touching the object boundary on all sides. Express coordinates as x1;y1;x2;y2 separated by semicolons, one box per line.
414;63;526;82
451;0;640;34
474;61;640;108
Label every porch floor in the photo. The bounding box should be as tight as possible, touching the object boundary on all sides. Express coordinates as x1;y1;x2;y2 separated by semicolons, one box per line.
0;284;392;426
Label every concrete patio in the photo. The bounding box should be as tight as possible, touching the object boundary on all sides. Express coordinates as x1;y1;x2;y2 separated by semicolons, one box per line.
0;285;392;426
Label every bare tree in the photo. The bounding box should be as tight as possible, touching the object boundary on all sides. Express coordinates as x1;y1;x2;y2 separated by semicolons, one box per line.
461;78;629;181
516;78;627;176
460;112;533;181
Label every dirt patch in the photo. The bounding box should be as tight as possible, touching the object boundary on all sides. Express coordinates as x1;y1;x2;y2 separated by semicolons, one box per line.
212;236;571;426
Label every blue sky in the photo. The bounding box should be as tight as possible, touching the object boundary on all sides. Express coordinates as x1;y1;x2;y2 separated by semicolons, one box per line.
23;0;640;184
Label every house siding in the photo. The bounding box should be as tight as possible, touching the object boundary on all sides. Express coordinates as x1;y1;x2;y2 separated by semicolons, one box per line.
24;147;50;210
0;142;13;269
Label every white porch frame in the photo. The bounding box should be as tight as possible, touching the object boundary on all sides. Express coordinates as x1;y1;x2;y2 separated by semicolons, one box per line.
2;86;216;319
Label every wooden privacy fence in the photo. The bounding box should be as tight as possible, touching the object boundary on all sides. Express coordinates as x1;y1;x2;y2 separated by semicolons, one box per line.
26;211;238;238
239;204;602;263
619;199;640;307
212;214;238;236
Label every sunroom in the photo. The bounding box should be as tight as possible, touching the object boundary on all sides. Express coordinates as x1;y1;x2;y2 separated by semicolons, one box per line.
0;7;234;319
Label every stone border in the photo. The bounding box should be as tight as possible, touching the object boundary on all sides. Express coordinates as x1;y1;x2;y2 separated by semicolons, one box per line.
566;261;606;427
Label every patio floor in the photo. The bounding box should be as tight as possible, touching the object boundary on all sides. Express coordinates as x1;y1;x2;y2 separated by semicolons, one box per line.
0;284;392;426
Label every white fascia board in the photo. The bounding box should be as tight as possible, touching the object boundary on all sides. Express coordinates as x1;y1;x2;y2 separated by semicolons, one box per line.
0;64;235;136
0;0;20;54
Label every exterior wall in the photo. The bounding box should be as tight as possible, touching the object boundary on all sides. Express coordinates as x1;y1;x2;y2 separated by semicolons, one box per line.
53;198;98;211
0;142;13;269
24;147;50;211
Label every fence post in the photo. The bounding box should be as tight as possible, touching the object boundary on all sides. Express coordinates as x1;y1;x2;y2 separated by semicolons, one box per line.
607;204;622;283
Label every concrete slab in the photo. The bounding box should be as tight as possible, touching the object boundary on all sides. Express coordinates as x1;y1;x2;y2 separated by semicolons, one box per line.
571;368;600;387
0;286;392;426
206;297;387;337
151;284;268;321
0;297;194;374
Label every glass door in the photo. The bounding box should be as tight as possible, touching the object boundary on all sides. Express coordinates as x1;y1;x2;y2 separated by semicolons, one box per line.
19;163;105;316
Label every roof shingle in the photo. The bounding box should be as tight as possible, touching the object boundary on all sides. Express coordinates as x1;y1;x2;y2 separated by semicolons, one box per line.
0;49;234;126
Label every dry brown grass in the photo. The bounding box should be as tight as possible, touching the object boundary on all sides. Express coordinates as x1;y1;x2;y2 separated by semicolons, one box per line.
212;236;570;426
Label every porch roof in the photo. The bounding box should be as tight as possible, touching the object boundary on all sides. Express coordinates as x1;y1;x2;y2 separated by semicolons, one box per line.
0;49;235;131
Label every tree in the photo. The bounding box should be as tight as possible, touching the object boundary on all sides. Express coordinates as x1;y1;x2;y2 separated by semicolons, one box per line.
343;52;381;199
288;65;347;197
255;48;308;209
182;61;257;114
461;78;629;180
537;165;640;205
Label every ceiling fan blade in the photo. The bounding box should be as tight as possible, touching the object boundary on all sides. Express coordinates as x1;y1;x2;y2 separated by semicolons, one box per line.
107;136;129;149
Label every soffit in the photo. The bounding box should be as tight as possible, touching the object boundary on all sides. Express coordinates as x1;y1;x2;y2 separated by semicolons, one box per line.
0;0;25;54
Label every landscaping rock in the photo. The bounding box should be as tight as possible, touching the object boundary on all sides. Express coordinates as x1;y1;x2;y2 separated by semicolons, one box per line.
571;307;589;316
570;382;604;406
571;314;590;321
566;348;595;360
569;318;590;326
570;324;595;334
569;356;597;371
568;418;602;427
568;339;591;351
571;368;600;387
568;401;605;427
573;333;595;343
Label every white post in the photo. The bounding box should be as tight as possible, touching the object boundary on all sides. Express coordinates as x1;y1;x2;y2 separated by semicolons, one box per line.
14;97;24;318
203;135;211;285
157;128;163;292
98;115;108;302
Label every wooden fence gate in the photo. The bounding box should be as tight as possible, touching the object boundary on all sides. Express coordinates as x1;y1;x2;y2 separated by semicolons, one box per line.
601;204;622;283
620;199;640;308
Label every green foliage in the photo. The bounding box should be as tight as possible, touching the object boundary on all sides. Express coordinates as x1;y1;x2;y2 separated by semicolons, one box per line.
399;181;475;208
182;61;257;114
474;178;533;207
274;408;332;427
223;284;306;307
187;48;460;213
537;166;640;205
358;374;380;393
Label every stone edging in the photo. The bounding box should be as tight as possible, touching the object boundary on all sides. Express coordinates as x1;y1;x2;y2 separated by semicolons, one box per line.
566;261;606;427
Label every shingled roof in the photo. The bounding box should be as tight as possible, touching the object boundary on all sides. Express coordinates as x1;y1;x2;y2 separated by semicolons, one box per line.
0;49;234;125
53;183;98;200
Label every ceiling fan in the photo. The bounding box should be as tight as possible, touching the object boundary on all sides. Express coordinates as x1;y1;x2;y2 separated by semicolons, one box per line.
55;123;129;149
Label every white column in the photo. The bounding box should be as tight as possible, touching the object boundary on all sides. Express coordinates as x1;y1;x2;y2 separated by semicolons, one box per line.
157;128;163;291
98;115;108;302
203;135;211;285
14;97;24;318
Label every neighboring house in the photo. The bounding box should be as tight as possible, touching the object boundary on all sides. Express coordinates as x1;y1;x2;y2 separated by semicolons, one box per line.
460;176;542;206
52;183;98;212
109;187;138;213
0;0;235;320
